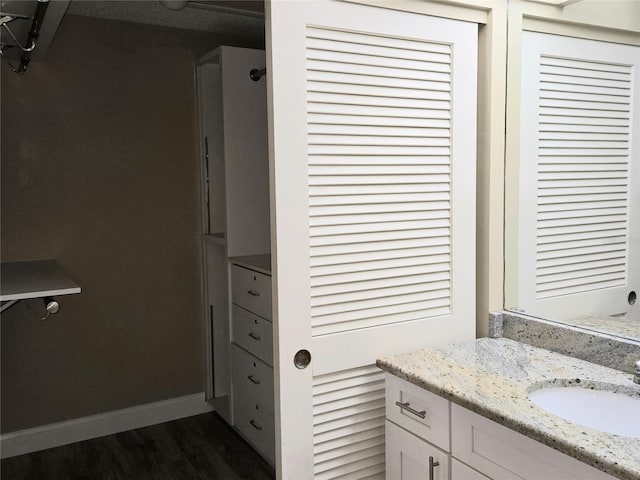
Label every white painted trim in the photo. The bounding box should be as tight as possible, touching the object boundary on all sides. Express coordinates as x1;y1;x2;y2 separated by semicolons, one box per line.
0;392;214;459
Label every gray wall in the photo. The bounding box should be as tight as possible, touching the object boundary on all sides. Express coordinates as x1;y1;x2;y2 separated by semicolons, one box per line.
1;14;260;432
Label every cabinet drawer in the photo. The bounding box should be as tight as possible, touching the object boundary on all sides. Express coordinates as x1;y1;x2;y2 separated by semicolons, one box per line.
231;343;274;412
234;388;275;465
232;305;273;365
231;264;272;320
385;374;450;451
386;420;449;480
451;404;615;480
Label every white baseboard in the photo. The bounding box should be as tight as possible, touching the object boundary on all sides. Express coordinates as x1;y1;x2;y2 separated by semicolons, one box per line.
0;392;214;459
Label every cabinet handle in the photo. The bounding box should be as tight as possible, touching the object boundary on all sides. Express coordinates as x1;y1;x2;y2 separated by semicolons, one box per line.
248;289;261;297
429;456;440;480
247;375;261;385
250;419;263;431
248;332;261;341
394;401;426;419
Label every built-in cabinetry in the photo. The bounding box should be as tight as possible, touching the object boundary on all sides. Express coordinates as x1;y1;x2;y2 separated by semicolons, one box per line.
197;45;271;461
229;256;274;464
385;374;614;480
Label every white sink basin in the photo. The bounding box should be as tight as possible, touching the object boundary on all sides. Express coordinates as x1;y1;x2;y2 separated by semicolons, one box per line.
528;385;640;438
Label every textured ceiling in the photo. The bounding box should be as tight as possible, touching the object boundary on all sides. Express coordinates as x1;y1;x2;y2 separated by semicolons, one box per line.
66;0;264;39
1;0;264;71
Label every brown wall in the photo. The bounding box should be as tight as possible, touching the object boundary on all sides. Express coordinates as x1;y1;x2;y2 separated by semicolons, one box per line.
0;14;261;433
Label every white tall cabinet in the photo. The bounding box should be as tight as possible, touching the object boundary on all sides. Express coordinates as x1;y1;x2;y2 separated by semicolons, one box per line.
197;46;270;428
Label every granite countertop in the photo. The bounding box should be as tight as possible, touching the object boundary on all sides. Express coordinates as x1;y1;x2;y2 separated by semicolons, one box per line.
377;338;640;480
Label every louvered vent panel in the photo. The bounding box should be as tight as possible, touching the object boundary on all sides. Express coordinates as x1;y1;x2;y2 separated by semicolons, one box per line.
536;55;631;299
313;365;386;480
306;26;453;335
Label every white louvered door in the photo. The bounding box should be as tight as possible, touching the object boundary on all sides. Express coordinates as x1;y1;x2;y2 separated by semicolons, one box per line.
517;32;639;322
266;2;477;478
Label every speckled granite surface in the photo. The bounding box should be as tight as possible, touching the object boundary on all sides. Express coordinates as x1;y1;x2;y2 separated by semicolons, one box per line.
571;316;640;342
490;312;640;373
377;338;640;480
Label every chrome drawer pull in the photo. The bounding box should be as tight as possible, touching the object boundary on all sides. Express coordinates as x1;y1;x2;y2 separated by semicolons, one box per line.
248;332;261;341
247;375;261;385
250;419;263;431
247;289;261;297
395;401;426;419
429;456;440;480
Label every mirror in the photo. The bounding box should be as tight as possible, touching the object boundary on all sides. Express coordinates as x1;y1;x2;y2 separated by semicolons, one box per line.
503;0;640;342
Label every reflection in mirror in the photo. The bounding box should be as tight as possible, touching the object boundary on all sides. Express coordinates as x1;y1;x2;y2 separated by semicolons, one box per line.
504;0;640;342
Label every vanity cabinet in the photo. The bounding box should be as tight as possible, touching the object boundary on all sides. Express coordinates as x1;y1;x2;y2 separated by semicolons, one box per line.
230;259;274;465
385;374;615;480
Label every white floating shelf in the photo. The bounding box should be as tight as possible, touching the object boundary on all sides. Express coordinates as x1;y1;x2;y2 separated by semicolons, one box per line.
0;260;81;301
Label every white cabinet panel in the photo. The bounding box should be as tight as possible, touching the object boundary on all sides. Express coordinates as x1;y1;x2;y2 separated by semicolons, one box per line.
451;404;615;480
234;386;275;465
231;344;274;413
231;265;272;321
231;305;273;366
220;46;270;258
385;374;450;452
386;420;450;480
451;458;490;480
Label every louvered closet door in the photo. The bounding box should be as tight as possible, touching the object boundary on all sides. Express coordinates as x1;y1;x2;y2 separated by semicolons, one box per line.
266;2;477;478
517;32;639;322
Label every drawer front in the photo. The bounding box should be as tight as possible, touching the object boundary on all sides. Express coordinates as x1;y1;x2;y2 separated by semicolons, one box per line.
234;389;275;465
385;374;450;451
386;420;450;480
231;264;272;320
451;404;616;480
231;344;274;412
232;305;273;365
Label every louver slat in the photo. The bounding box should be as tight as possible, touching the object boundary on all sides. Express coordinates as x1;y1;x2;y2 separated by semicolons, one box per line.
313;366;385;480
307;26;453;335
307;59;451;83
535;54;631;299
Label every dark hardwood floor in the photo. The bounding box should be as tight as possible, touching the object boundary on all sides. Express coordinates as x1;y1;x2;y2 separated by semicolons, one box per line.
1;413;275;480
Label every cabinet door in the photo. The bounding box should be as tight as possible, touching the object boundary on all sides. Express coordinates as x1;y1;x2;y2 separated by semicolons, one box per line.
266;1;478;477
451;459;490;480
386;420;449;480
451;404;616;480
